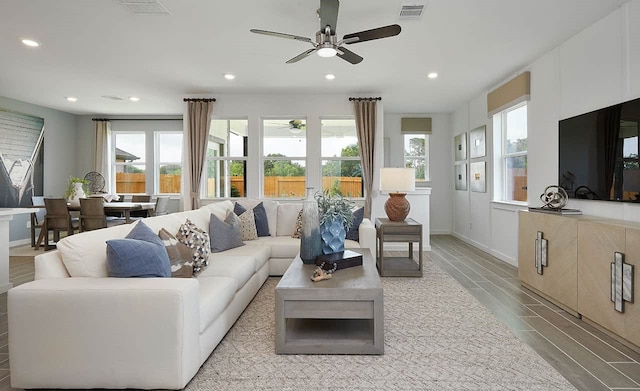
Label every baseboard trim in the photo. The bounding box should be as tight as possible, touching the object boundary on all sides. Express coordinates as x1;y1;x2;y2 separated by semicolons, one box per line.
10;238;30;248
451;232;517;267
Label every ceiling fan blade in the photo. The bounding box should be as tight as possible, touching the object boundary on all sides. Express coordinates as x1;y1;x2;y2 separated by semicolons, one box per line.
250;29;313;44
343;24;401;44
336;47;363;64
319;0;339;35
286;48;317;64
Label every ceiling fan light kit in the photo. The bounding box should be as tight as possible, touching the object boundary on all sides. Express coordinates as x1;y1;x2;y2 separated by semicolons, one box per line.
250;0;401;65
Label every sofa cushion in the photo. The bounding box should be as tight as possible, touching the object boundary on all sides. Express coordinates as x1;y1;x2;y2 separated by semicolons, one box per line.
177;219;211;275
234;202;270;237
197;256;255;291
235;199;278;237
276;203;302;236
106;222;171;278
58;223;134;277
346;207;364;241
137;213;184;239
197;276;236;333
204;200;234;221
236;209;258;241
210;244;271;272
158;228;194;278
209;211;245;253
266;236;302;259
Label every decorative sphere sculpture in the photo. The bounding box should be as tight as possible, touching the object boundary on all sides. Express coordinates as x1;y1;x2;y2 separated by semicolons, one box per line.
539;185;568;209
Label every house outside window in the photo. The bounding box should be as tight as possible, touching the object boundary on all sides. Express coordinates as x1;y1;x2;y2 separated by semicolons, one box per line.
262;118;306;198
321;118;362;197
493;102;527;202
205;119;248;198
113;132;146;194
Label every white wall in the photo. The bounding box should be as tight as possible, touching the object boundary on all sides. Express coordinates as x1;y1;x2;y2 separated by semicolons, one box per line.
1;96;77;243
383;113;452;236
450;2;640;266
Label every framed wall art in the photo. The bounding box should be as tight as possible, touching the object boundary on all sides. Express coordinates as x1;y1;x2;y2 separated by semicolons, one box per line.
469;126;486;158
470;161;486;193
454;133;467;161
454;163;467;191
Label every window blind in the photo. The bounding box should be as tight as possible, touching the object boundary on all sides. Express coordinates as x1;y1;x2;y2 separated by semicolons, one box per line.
487;71;530;116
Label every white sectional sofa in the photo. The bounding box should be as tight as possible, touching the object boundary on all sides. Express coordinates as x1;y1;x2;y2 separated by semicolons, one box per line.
8;199;376;390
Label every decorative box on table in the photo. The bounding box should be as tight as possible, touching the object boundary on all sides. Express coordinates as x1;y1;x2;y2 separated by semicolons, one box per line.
315;250;363;271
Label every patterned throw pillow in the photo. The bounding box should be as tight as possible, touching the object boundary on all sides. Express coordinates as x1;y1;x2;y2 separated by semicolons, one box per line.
158;228;194;278
292;210;303;239
177;219;211;275
237;208;258;241
234;202;270;237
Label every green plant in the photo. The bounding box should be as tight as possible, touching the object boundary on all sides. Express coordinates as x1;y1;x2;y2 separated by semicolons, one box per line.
64;176;89;199
314;190;354;230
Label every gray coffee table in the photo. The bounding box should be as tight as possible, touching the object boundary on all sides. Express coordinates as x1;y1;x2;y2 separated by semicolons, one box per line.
275;248;384;355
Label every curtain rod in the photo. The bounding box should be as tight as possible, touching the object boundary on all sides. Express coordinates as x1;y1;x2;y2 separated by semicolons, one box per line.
348;97;382;101
92;118;182;121
183;98;216;102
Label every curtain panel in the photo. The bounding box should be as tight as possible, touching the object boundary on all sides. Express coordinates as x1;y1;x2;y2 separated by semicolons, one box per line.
184;100;214;210
352;100;377;219
94;120;112;193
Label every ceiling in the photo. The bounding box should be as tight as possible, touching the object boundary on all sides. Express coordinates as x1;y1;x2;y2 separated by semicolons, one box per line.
0;0;628;116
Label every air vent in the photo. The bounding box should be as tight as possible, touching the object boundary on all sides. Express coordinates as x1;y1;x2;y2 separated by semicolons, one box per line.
119;0;170;15
399;3;426;20
102;95;125;101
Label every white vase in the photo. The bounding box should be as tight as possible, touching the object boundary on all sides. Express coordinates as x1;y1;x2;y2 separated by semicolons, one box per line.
67;182;86;207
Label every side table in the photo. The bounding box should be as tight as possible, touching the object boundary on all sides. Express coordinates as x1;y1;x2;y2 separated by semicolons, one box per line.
375;217;423;277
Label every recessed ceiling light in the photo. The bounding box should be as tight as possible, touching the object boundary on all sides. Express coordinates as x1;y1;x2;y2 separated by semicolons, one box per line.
65;97;77;102
224;73;235;80
325;74;336;80
21;39;40;47
427;72;438;79
129;96;140;102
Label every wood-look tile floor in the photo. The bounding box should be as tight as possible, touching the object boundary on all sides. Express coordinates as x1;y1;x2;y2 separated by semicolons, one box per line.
1;235;639;391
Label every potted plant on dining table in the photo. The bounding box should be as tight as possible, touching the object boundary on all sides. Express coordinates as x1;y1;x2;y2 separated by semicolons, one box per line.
65;176;89;207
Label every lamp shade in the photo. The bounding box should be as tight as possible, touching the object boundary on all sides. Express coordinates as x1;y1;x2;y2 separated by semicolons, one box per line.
380;168;415;193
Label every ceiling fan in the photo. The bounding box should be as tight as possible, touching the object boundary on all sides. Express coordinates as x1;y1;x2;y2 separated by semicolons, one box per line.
250;0;401;65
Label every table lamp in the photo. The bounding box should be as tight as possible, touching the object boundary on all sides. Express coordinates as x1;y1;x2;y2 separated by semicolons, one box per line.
379;167;415;221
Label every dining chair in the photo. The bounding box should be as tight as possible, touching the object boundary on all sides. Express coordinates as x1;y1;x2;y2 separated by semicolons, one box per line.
43;198;78;251
153;196;170;216
79;198;126;231
130;194;151;218
31;196;46;248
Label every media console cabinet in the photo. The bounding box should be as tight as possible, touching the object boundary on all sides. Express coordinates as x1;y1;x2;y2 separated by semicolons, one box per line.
518;211;639;352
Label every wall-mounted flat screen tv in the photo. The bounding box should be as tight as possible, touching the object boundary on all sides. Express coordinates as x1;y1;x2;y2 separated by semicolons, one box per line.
559;96;640;202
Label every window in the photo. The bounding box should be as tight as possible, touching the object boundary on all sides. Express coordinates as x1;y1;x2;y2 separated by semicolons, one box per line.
110;120;183;195
321;119;362;197
403;134;430;182
494;102;527;202
262;119;306;198
113;132;146;194
205;119;248;198
156;132;182;194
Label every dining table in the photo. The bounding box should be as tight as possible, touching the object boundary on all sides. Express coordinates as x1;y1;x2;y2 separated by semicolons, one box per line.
67;201;157;224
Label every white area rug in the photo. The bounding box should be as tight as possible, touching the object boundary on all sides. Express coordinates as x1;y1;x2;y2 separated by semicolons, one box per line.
185;261;576;390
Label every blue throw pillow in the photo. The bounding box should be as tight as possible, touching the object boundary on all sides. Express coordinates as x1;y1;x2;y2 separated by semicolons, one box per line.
234;202;270;237
106;221;171;278
346;207;364;241
209;211;245;252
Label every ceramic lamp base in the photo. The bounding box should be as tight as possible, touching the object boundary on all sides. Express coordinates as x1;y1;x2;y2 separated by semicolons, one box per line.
384;193;410;221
